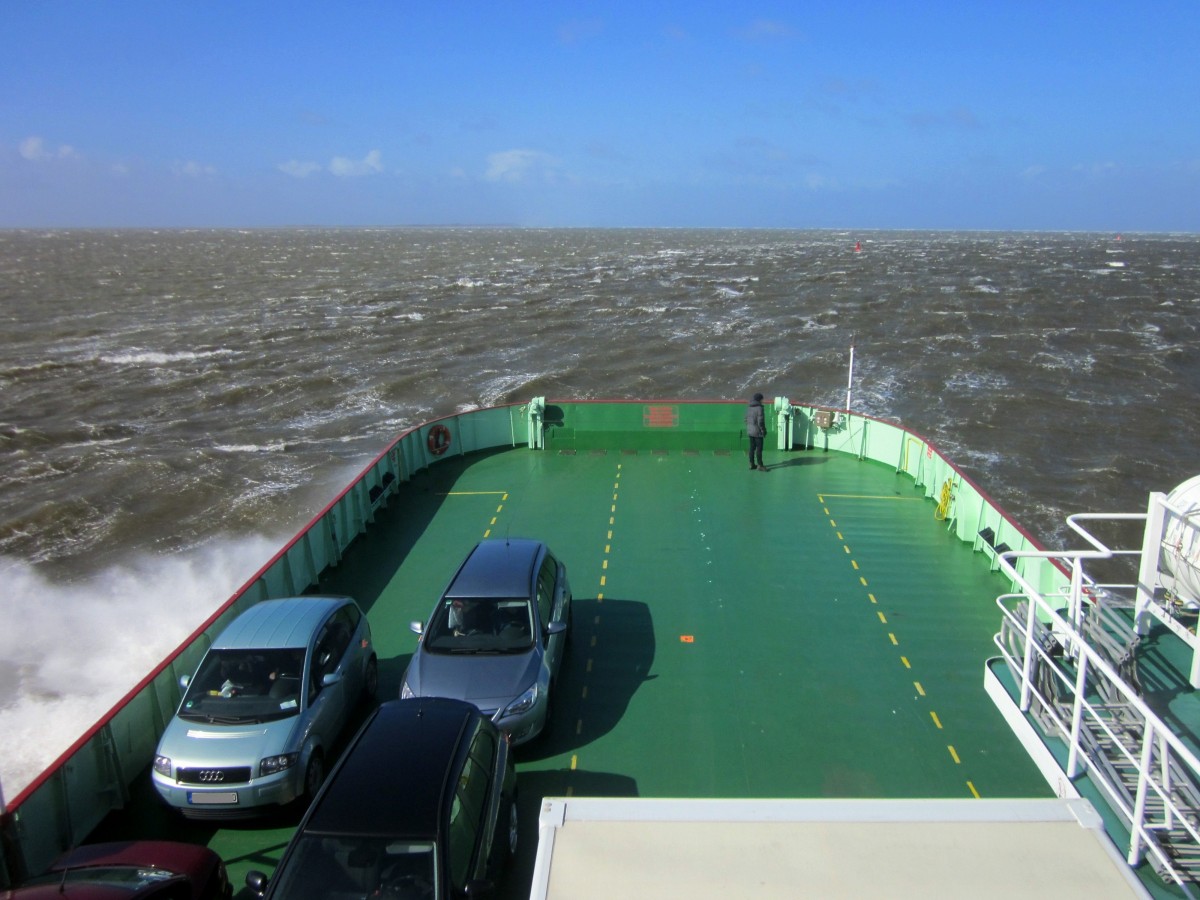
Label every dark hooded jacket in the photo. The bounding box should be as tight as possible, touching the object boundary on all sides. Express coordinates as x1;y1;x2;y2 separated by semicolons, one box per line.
745;397;766;438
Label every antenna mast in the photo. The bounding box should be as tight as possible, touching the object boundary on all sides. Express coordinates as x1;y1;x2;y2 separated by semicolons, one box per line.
845;337;855;412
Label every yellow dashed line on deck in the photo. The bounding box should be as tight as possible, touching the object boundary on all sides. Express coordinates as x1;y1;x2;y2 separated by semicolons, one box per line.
574;463;623;781
822;491;984;800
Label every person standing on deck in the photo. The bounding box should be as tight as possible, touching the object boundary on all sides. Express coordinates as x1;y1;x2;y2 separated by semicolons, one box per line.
746;393;766;471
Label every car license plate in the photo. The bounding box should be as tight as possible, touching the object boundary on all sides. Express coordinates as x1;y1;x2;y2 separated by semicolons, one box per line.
187;791;238;804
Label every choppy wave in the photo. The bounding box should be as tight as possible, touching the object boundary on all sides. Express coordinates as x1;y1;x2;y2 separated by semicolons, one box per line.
1;227;1199;795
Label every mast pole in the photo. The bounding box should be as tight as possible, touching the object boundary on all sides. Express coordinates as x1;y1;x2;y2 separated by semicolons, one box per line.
845;338;855;412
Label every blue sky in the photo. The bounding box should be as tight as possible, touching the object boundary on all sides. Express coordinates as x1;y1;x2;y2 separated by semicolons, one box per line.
3;2;1198;231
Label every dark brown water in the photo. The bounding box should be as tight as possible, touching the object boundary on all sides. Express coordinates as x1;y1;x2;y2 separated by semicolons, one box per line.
2;227;1198;794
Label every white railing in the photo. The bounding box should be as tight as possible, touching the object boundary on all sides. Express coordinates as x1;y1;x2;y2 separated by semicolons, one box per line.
993;512;1200;894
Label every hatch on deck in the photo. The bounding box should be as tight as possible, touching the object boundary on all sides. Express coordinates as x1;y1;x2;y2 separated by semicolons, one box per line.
530;797;1151;899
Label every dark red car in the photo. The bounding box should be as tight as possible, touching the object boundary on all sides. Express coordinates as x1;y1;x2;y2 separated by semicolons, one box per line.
4;841;230;900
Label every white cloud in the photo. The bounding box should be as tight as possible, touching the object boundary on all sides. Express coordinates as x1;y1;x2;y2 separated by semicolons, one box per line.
19;136;81;162
278;160;322;178
738;19;799;41
172;160;217;178
485;149;560;184
329;150;383;177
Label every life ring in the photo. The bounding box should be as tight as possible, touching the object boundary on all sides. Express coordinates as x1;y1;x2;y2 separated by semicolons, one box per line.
427;424;452;456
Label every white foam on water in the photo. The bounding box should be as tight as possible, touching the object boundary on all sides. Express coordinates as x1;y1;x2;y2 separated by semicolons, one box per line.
0;535;285;800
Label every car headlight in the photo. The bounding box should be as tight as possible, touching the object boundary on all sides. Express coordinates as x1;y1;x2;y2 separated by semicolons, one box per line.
400;681;414;699
153;755;172;777
259;752;299;776
501;684;538;718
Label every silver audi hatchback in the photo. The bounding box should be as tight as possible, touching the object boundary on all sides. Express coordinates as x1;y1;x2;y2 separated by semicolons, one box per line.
401;539;572;745
152;595;377;818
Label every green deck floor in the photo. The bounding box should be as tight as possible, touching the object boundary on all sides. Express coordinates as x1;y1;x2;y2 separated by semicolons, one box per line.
95;444;1053;897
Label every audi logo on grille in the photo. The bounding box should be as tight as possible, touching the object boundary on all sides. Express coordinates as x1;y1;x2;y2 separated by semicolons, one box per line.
198;770;226;783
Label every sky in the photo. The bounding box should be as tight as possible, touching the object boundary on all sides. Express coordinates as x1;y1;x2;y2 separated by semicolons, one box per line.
2;2;1198;231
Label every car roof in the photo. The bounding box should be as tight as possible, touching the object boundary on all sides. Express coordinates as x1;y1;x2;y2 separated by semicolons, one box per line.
211;596;351;650
444;539;545;599
302;699;478;837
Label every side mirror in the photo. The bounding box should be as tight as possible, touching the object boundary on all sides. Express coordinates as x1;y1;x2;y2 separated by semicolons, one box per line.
410;621;424;636
245;871;269;896
546;621;567;635
322;671;344;687
179;674;191;690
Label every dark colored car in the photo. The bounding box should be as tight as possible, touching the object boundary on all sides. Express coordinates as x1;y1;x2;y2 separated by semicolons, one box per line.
5;841;230;900
402;539;572;745
246;698;518;900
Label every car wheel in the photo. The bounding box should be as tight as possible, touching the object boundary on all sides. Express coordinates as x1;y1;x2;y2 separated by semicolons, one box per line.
363;655;379;699
506;797;519;858
303;750;325;801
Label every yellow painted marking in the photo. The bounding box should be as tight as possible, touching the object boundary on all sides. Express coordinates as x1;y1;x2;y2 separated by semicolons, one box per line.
835;530;843;539
851;560;860;570
496;505;503;513
503;493;508;501
602;559;608;569
597;595;603;602
914;682;925;696
948;745;960;764
877;611;887;624
611;504;617;513
483;529;491;538
609;516;615;525
587;659;593;673
581;686;588;699
843;545;851;555
612;493;618;501
489;517;497;525
600;575;606;586
571;755;578;770
901;656;911;669
860;576;869;587
607;530;613;540
613;482;619;490
930;711;943;729
605;544;611;553
888;633;898;645
828;515;835;524
590;635;597;647
868;593;877;604
967;781;979;798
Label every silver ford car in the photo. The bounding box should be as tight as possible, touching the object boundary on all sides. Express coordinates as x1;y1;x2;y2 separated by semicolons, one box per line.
401;539;572;745
152;595;377;818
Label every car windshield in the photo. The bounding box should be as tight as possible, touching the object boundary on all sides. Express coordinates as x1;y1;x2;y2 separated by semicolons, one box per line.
270;836;436;900
178;648;306;723
425;597;534;653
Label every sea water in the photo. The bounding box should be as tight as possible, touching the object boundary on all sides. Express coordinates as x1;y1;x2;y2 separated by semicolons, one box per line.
2;227;1198;796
